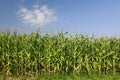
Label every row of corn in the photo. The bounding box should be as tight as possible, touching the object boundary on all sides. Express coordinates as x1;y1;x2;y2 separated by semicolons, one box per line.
0;31;120;76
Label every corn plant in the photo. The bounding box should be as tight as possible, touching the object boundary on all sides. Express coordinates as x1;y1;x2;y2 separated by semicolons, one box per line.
0;30;120;76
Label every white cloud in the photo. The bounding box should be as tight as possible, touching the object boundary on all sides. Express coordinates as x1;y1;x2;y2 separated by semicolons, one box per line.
18;5;57;27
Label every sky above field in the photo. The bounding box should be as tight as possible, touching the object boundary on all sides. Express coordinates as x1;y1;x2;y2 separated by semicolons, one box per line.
0;0;120;36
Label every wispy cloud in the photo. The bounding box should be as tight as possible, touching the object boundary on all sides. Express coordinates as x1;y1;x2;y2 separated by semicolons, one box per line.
18;5;57;27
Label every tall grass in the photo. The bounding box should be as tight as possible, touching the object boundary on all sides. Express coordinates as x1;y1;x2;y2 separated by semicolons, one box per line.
0;31;120;76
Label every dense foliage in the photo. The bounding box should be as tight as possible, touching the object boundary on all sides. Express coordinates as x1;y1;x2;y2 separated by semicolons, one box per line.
0;31;120;76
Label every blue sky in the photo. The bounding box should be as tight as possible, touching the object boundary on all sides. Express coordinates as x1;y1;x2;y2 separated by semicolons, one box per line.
0;0;120;36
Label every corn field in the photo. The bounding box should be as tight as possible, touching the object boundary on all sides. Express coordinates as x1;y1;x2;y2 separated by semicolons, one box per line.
0;31;120;76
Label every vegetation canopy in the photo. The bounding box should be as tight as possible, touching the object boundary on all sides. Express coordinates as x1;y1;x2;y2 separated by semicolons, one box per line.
0;31;120;77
